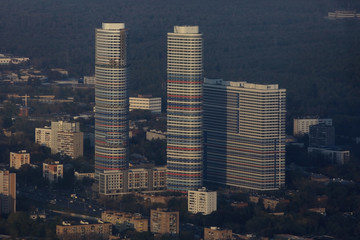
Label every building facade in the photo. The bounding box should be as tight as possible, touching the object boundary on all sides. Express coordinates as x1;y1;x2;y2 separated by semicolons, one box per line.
99;166;167;196
188;187;217;215
10;150;30;169
51;121;83;159
309;124;335;147
308;147;350;164
293;117;332;136
167;26;203;192
146;129;167;141
83;75;95;85
43;161;64;183
150;208;179;235
101;211;148;232
0;170;16;214
203;79;286;191
129;95;162;113
56;222;112;240
95;23;129;179
35;126;52;147
204;227;232;240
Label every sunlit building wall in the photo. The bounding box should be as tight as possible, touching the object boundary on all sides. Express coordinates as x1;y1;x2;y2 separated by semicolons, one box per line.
203;79;286;191
95;23;129;179
166;26;203;191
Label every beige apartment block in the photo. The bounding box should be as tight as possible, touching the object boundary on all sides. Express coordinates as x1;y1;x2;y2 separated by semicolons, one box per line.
188;187;217;215
35;126;52;147
150;208;179;235
43;161;63;183
204;227;233;240
293;117;332;136
99;166;166;196
130;95;162;113
0;170;16;214
10;150;30;169
101;211;148;232
56;222;112;240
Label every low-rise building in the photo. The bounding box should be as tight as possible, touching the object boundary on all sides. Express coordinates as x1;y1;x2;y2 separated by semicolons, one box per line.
0;54;29;65
249;195;289;211
74;171;95;180
101;211;148;232
188;187;217;215
43;161;63;183
328;10;359;19
150;208;179;235
56;222;112;240
308;147;350;164
146;129;166;141
0;170;16;214
10;150;30;169
204;227;232;240
129;95;161;113
99;166;166;197
83;75;95;85
293;117;332;136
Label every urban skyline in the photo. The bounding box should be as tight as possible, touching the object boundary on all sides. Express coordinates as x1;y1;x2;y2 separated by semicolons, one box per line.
0;1;358;235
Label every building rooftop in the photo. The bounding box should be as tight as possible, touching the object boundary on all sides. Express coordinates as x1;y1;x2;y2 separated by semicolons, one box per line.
204;78;280;90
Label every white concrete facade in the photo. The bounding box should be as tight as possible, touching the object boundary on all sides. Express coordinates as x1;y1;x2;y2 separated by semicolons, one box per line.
35;127;52;147
188;187;217;215
129;97;162;113
99;166;167;196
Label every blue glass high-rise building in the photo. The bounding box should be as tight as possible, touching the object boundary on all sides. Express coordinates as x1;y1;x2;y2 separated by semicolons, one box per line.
95;23;129;179
167;26;203;191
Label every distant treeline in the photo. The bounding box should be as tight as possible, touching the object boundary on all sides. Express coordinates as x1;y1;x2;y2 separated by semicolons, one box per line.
1;0;360;135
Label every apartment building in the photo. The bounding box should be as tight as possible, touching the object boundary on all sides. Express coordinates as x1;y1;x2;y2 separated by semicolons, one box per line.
203;79;286;191
0;170;16;214
56;222;112;240
101;211;148;232
130;95;162;113
188;187;217;215
204;227;232;240
35;126;52;147
167;25;203;192
10;150;30;169
150;208;179;235
99;166;167;196
43;161;63;183
293;117;332;136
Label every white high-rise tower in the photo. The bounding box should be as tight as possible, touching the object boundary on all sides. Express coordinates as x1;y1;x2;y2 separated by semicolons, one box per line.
95;23;129;178
167;26;203;192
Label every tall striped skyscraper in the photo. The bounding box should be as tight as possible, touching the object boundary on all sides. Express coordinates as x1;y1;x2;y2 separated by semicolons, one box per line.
95;23;129;178
203;79;286;191
167;26;203;191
